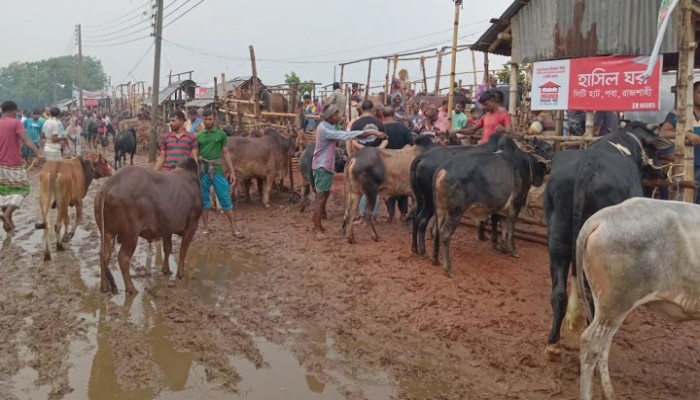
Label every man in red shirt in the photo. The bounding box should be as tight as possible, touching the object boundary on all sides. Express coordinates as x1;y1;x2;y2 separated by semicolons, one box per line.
451;90;512;144
154;111;199;172
0;101;45;232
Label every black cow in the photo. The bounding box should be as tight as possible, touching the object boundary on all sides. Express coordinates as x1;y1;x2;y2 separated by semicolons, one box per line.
432;136;551;275
409;133;504;257
299;144;347;212
543;121;673;360
114;128;137;170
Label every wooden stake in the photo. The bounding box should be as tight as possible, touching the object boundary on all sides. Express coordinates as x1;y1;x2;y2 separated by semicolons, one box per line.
221;73;231;125
584;111;595;137
365;59;373;100
508;62;519;118
677;0;695;202
340;65;345;85
392;54;399;80
249;45;261;124
471;50;478;88
384;59;391;105
447;0;461;130
434;50;444;96
483;52;490;84
420;56;428;94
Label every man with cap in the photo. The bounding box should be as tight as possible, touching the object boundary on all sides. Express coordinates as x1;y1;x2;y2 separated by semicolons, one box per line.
312;105;385;234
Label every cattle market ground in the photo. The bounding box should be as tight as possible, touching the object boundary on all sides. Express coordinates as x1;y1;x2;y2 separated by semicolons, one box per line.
2;152;700;400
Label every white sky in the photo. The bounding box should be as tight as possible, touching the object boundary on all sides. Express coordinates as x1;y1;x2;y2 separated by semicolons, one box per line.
0;0;513;92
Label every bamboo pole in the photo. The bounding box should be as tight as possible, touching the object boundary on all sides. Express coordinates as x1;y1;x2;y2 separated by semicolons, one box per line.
584;111;595;137
483;53;490;84
471;50;478;87
447;0;461;130
384;59;391;105
249;46;261;124
435;51;445;96
221;73;230;125
508;62;519;118
340;65;345;85
677;0;696;203
392;54;399;80
419;56;428;94
365;59;372;100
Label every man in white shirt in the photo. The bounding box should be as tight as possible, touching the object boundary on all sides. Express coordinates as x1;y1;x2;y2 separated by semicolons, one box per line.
42;108;66;160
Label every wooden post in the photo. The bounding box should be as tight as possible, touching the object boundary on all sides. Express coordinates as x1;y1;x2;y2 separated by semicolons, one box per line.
384;59;391;105
249;45;261;124
508;62;519;118
340;65;345;85
365;59;373;100
483;52;490;84
447;0;461;130
221;73;231;125
434;50;444;96
420;56;428;94
584;111;595;137
392;54;399;80
471;50;478;88
677;0;696;202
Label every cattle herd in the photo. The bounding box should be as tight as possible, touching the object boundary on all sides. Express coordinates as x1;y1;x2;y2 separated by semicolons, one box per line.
32;118;700;399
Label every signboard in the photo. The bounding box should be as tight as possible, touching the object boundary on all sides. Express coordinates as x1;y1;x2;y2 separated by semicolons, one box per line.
532;56;662;111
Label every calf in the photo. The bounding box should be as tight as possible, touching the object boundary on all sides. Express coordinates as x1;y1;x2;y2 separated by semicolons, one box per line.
298;143;347;212
574;198;700;400
36;155;113;261
228;128;295;207
95;157;202;294
342;135;435;243
114;128;137;169
544;122;673;359
432;136;550;275
409;133;504;257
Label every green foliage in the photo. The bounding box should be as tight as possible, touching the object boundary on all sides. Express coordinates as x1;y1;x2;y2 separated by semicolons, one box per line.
0;55;108;110
496;62;530;87
284;71;315;95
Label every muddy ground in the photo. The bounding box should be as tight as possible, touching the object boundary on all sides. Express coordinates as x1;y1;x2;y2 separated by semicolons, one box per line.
2;151;700;400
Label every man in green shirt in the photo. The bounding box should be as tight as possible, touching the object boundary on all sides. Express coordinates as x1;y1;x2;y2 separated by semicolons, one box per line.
197;109;241;237
451;100;468;130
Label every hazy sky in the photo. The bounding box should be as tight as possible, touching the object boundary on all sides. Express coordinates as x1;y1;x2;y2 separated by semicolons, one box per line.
1;0;513;93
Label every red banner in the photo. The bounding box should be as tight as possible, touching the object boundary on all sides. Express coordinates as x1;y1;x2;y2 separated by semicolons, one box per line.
568;56;661;111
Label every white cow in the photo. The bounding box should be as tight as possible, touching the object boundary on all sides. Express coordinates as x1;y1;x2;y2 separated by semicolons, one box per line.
573;197;700;400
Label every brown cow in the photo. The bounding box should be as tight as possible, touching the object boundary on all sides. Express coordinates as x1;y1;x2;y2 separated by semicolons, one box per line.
228;129;295;208
94;157;202;294
260;90;289;113
36;155;113;261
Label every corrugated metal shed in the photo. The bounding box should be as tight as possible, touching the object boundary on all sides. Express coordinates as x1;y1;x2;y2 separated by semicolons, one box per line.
474;0;684;63
184;98;216;108
158;80;197;105
198;76;266;99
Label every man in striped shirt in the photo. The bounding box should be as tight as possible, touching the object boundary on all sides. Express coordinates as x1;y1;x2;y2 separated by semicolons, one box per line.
312;105;384;234
154;111;199;172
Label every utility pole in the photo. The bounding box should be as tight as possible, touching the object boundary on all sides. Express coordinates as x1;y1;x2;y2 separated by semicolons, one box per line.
149;0;164;162
76;24;84;110
447;0;462;130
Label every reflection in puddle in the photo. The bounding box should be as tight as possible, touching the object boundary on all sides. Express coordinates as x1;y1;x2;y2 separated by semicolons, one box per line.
7;234;395;399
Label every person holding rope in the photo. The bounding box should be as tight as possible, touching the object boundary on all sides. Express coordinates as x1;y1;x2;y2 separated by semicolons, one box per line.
0;101;45;232
197;109;242;238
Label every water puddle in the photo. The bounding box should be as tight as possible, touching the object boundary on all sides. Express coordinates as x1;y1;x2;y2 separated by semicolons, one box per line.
7;234;395;399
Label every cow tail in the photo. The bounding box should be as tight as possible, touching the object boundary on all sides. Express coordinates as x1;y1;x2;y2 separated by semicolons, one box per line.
406;157;421;226
564;155;596;329
576;219;597;325
98;185;117;293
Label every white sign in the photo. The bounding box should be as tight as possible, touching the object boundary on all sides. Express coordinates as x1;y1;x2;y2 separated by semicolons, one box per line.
531;60;570;111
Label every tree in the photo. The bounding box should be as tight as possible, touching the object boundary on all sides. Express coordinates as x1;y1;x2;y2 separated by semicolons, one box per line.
496;62;530;87
0;55;108;110
284;72;315;95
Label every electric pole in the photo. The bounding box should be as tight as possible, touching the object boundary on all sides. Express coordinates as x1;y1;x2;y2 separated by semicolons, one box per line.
149;0;164;162
76;24;84;110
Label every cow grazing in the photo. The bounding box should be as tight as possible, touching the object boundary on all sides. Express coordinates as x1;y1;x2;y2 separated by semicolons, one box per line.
228;128;296;208
409;133;506;257
342;134;435;243
432;136;551;275
36;155;113;261
95;157;202;294
574;198;700;400
298;143;347;212
114;128;137;169
543;122;673;359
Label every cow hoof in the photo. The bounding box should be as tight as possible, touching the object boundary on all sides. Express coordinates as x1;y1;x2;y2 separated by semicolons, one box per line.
57;243;65;252
510;251;520;258
478;234;488;241
34;222;46;230
125;288;138;295
63;233;74;243
432;259;440;267
162;268;170;276
544;344;562;361
347;237;356;244
372;236;380;242
176;272;184;279
44;252;51;261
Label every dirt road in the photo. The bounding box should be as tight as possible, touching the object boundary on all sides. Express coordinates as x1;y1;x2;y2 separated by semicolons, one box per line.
2;154;700;400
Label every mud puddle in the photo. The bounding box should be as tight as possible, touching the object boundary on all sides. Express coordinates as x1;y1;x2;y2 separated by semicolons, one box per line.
6;233;394;400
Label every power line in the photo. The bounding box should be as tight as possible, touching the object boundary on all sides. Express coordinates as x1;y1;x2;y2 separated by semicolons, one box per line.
83;35;151;48
83;1;151;30
163;0;205;29
115;44;155;85
163;0;194;21
83;23;152;44
82;16;151;39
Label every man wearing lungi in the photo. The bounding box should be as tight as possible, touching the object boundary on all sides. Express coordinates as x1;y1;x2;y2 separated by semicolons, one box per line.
0;101;45;232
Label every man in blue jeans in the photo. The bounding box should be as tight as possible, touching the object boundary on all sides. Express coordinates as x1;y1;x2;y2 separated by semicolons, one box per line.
197;109;242;237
